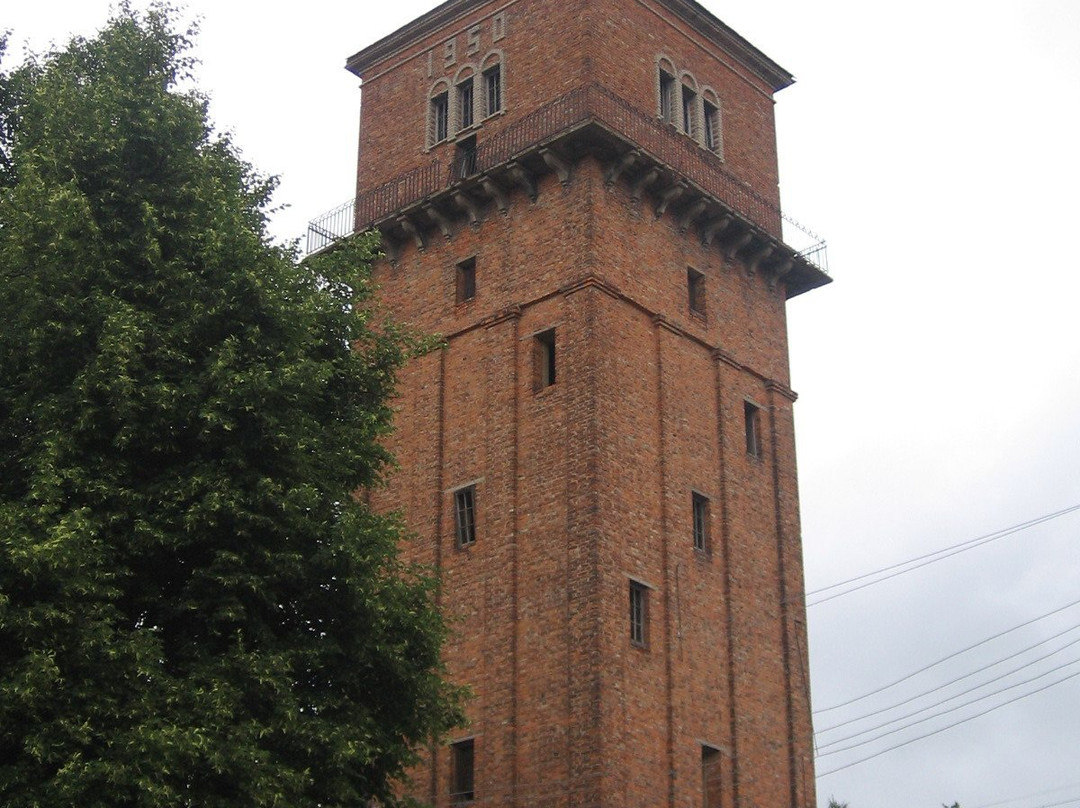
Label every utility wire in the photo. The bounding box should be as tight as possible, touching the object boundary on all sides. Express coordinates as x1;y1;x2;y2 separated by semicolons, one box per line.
969;779;1080;808
816;625;1080;735
807;503;1080;606
817;654;1080;754
814;595;1080;713
1016;799;1080;808
816;667;1080;776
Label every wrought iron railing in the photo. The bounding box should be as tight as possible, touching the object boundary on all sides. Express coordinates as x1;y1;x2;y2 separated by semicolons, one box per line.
306;197;356;255
307;82;827;270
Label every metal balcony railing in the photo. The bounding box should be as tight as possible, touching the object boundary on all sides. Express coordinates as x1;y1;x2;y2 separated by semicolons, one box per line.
307;82;826;271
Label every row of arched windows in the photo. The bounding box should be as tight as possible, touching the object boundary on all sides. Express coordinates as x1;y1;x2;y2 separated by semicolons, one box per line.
656;55;724;158
428;51;504;148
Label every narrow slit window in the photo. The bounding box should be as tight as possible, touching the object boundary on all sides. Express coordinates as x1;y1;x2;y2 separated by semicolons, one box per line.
456;257;476;303
483;64;502;116
454;486;476;547
534;329;556;390
451;738;475;803
744;401;762;458
702;745;722;808
692;492;710;552
688;267;706;316
629;581;649;647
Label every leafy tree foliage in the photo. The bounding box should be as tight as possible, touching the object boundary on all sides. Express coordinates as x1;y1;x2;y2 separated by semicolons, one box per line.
0;7;463;806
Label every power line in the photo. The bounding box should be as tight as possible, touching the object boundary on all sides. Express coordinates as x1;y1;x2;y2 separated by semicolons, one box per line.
816;666;1080;777
817;654;1080;755
807;503;1080;606
1023;799;1080;808
968;779;1080;808
814;595;1080;713
816;625;1080;735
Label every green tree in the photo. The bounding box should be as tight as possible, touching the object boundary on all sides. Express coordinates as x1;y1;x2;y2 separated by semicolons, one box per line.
0;7;463;806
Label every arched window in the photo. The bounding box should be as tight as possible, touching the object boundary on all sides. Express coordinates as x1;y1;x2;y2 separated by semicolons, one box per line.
701;88;723;157
428;79;451;147
480;52;504;118
454;66;477;132
656;56;677;123
656;55;724;159
679;72;699;138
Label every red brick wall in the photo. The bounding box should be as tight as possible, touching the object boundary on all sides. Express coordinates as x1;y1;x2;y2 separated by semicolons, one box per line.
355;2;816;805
355;0;782;204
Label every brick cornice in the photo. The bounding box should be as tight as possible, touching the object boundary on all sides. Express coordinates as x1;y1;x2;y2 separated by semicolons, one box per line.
766;379;798;403
559;273;622;300
712;347;742;371
484;304;523;328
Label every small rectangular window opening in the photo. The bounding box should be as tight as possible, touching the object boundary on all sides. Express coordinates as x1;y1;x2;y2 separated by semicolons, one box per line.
454;134;478;180
692;492;710;552
458;78;475;130
456;257;476;303
451;739;475;803
629;581;648;647
744;401;762;458
432;92;449;144
702;745;723;808
534;329;556;391
483;65;502;116
688;268;706;316
454;486;476;547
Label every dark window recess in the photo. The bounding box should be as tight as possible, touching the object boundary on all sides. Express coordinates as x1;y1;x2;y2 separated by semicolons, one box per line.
454;486;476;547
744;401;762;458
703;99;721;153
681;85;697;136
534;329;556;390
483;65;502;116
454;134;478;180
702;745;723;808
659;70;676;123
629;581;648;647
456;257;477;303
431;92;449;143
451;739;475;803
692;492;710;552
688;268;706;315
458;78;474;130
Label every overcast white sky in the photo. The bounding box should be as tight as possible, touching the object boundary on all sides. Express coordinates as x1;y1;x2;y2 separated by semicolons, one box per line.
5;2;1080;806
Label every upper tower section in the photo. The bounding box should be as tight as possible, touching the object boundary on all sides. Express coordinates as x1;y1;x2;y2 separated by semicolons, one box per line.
340;0;828;297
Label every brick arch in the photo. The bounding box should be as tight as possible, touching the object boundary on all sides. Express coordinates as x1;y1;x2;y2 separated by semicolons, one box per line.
479;49;504;72
453;64;477;84
678;69;699;90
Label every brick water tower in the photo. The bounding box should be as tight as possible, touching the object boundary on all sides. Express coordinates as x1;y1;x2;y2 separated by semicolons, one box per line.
318;0;830;804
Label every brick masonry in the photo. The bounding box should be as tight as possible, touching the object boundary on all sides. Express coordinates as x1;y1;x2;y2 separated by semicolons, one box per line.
349;1;819;805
